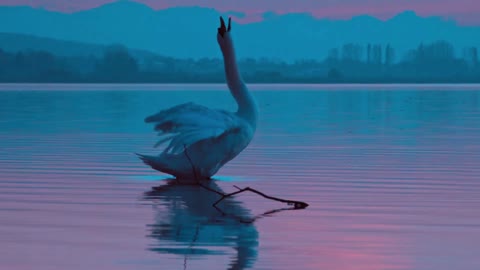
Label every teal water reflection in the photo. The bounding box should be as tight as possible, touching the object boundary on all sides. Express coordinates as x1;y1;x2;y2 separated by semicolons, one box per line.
1;85;480;270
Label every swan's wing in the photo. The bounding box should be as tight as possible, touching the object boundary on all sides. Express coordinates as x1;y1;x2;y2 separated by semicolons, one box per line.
145;102;240;154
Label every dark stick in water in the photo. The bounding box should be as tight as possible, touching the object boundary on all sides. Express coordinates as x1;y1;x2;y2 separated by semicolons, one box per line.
182;145;309;219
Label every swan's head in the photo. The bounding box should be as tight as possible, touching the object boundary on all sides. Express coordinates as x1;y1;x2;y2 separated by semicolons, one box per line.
217;16;234;53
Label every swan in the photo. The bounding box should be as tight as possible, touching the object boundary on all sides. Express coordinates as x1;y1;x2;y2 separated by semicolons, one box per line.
138;17;258;180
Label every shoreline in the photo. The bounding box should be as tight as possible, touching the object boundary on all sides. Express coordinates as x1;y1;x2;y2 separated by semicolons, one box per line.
1;83;480;91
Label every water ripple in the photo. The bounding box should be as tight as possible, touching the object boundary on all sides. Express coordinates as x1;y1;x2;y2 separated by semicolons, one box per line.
1;87;480;270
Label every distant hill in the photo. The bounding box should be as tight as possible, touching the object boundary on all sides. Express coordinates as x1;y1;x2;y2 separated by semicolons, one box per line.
0;32;108;57
0;32;170;62
0;31;478;84
0;1;480;61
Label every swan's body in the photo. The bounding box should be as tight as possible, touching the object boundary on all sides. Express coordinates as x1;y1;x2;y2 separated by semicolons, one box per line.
138;17;258;180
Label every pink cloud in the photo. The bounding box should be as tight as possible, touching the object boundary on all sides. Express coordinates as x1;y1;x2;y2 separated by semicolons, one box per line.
0;0;478;25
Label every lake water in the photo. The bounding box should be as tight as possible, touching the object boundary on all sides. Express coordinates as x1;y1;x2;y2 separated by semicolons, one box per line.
1;84;480;270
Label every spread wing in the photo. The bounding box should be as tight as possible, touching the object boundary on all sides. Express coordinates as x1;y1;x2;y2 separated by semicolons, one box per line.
145;102;240;154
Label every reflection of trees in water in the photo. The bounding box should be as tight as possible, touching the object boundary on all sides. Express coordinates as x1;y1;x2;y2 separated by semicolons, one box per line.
312;90;480;135
142;181;259;270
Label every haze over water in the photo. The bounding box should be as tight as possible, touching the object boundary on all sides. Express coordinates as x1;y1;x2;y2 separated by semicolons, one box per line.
1;84;480;270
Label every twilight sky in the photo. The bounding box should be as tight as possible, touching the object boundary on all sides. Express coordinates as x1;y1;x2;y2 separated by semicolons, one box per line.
0;0;479;25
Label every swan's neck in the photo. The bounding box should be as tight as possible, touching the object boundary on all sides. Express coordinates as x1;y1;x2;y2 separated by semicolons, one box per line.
221;41;258;128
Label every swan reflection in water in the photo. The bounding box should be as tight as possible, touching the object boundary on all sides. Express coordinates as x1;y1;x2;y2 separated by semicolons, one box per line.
142;180;259;270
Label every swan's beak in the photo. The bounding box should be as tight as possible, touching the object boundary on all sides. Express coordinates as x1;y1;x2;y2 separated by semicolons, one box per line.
218;16;231;38
220;16;226;29
218;16;226;37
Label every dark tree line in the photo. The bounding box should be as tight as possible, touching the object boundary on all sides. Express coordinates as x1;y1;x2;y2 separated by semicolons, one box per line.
324;41;479;82
0;41;479;83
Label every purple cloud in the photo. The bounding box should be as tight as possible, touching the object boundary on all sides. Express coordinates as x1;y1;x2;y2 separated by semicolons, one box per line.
0;0;478;25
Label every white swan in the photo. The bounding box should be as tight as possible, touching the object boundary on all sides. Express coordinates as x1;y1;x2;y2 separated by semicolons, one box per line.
138;17;258;180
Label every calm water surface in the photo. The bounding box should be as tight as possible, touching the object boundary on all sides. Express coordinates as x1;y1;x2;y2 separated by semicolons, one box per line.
1;84;480;270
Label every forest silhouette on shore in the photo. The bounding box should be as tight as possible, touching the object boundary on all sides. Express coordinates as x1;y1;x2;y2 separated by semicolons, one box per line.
0;40;478;83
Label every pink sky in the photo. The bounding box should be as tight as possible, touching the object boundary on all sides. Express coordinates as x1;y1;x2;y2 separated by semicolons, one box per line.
0;0;478;25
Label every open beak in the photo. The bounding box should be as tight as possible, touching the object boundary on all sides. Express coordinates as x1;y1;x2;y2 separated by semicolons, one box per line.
218;16;231;37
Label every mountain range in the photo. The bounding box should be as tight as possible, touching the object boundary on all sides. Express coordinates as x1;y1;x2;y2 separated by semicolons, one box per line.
0;0;479;61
